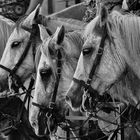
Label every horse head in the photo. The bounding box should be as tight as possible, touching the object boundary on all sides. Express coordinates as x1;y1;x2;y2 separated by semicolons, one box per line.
66;6;127;112
0;5;42;95
30;25;84;136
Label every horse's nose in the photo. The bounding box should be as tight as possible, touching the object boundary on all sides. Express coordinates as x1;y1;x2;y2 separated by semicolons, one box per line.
31;120;38;130
39;66;52;80
65;95;71;102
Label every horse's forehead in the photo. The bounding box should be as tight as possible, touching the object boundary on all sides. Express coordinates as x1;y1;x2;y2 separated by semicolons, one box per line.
44;37;57;52
83;35;100;48
9;28;29;42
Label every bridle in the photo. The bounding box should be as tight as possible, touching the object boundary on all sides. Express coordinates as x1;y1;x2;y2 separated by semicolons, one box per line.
32;48;63;128
0;23;39;93
73;23;108;110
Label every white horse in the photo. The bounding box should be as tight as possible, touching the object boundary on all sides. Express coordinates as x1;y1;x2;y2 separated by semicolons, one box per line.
66;5;140;139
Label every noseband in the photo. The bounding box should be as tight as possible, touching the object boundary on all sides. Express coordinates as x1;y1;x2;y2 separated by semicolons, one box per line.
73;24;108;110
0;23;39;92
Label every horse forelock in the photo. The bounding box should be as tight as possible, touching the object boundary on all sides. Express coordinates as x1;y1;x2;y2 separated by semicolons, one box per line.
65;31;83;53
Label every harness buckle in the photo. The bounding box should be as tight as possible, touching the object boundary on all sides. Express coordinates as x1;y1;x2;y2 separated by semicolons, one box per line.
49;102;56;109
57;67;61;75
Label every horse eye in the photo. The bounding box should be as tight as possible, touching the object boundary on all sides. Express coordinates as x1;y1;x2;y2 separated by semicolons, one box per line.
82;47;93;56
11;41;21;48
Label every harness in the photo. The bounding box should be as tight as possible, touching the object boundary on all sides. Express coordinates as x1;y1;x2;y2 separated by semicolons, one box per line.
0;77;34;135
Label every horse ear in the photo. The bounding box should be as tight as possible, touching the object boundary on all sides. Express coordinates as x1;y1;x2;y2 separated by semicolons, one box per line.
122;0;129;10
22;4;41;28
39;25;50;41
53;25;65;45
99;5;108;27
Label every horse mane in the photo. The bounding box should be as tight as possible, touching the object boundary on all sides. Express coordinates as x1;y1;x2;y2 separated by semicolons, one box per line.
103;11;140;106
65;31;83;55
61;31;83;79
58;31;83;98
0;15;15;26
106;11;140;80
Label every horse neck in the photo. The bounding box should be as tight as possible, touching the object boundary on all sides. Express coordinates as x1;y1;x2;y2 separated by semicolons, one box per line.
57;32;83;98
109;12;140;80
46;17;86;33
110;69;140;107
56;33;83;113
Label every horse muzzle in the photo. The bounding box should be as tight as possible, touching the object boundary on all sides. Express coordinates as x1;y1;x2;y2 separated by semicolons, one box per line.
82;92;97;113
36;111;50;137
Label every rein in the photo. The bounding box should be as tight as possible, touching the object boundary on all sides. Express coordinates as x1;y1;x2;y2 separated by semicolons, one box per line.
0;77;34;134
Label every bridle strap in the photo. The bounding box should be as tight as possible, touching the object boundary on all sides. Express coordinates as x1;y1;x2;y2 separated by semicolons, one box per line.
32;102;50;113
11;24;39;75
73;24;107;92
86;24;107;88
0;65;12;74
49;49;62;109
17;77;35;122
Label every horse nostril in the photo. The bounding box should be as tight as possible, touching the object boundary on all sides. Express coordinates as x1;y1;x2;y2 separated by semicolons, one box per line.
65;95;71;102
80;105;86;112
31;120;38;128
39;67;52;79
